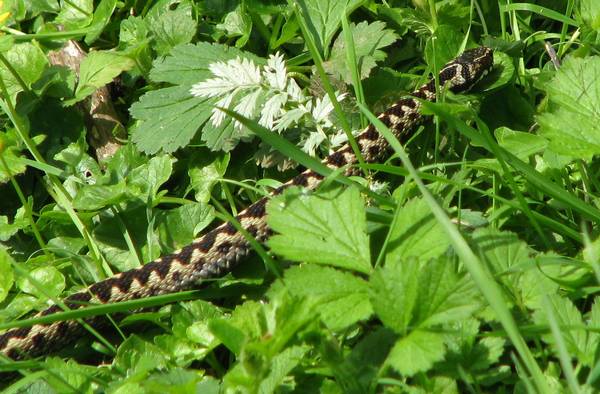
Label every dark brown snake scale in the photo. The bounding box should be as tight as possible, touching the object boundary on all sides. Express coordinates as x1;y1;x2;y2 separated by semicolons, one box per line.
0;47;494;360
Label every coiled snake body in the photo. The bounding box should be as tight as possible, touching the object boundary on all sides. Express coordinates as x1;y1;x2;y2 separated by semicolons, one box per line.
0;47;494;360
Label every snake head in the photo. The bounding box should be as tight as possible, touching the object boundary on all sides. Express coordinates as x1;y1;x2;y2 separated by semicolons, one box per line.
440;46;494;92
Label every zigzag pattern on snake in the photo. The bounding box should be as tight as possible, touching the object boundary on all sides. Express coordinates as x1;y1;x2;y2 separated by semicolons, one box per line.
0;47;494;360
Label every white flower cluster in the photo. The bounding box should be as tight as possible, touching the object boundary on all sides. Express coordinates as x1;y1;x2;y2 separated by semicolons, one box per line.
190;53;347;158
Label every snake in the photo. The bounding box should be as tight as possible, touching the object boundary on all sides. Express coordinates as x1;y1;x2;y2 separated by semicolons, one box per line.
0;46;494;360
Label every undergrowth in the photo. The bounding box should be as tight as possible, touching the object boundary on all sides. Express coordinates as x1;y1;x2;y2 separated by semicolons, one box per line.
0;0;599;393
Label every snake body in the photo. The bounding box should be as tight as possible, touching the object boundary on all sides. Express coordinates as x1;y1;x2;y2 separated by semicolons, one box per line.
0;47;493;360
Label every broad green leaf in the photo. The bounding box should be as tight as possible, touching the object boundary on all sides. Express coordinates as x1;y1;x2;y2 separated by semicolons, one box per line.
537;56;600;160
127;154;174;200
471;228;531;295
209;317;247;356
66;51;135;105
580;0;600;30
217;5;252;48
156;203;214;250
268;186;372;274
130;85;214;154
369;258;419;333
188;152;230;203
385;198;450;262
55;0;93;29
295;0;363;57
324;21;397;84
0;42;47;100
283;265;372;330
149;42;264;86
72;181;129;210
385;329;446;376
413;257;480;328
258;345;308;394
16;265;65;300
113;335;168;375
145;0;196;55
84;0;118;44
0;247;14;303
495;127;548;160
533;294;596;367
44;358;96;392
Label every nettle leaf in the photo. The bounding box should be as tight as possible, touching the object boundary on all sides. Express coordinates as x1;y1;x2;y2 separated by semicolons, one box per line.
537;56;600;160
324;21;398;84
130;43;263;154
369;258;419;333
283;265;372;330
267;186;372;274
385;198;450;262
412;257;480;328
0;247;14;303
145;0;196;55
533;294;599;367
296;0;363;57
471;228;531;298
385;329;446;376
66;51;135;105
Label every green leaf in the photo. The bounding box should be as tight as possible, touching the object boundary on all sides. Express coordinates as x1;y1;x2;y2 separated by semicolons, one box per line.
145;0;196;55
385;198;451;262
412;257;480;328
324;21;397;84
66;51;135;105
0;247;14;303
0;206;28;241
258;345;309;394
369;258;419;333
533;294;597;367
537;56;600;160
16;265;65;300
0;42;47;100
127;154;174;200
84;0;118;44
209;318;247;356
385;329;446;376
55;0;93;29
216;5;253;48
580;0;600;30
295;0;363;57
495;127;548;160
72;181;129;210
156;203;214;250
283;265;372;330
113;335;168;375
267;186;372;274
188;152;230;203
471;228;531;298
130;86;214;154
